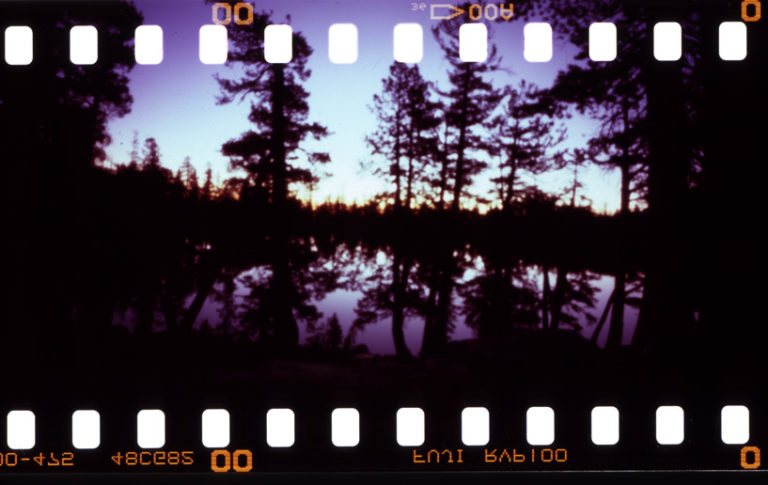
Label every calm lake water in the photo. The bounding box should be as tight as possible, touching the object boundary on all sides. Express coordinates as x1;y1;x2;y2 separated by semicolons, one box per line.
180;244;642;354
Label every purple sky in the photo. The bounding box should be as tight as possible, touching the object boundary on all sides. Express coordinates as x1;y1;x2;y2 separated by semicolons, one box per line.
104;0;622;212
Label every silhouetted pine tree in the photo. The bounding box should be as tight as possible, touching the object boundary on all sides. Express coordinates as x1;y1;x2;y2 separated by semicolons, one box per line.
432;4;502;211
490;81;565;209
211;6;329;207
559;149;591;208
367;63;441;211
202;165;213;201
173;168;183;186
129;131;141;167
429;121;452;210
547;52;648;216
142;137;161;170
207;5;330;349
180;156;199;198
365;64;445;356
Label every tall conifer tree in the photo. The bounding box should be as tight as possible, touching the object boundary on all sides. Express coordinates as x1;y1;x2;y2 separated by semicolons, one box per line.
367;63;441;211
432;5;502;211
490;81;565;209
211;6;329;207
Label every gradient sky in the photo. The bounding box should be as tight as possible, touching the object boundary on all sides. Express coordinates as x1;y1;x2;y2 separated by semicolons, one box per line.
105;0;622;212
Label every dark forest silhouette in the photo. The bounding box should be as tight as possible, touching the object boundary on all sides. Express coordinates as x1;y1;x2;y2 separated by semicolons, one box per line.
1;0;766;379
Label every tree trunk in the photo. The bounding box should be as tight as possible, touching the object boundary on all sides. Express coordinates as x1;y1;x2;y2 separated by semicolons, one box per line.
438;123;449;210
451;68;472;212
620;106;631;217
271;242;299;349
609;114;630;348
550;266;567;330
391;252;412;358
270;65;288;206
571;165;578;207
267;65;299;349
420;279;438;356
504;159;517;210
406;128;414;211
592;289;615;345
606;271;625;349
420;249;454;356
180;265;219;335
394;107;403;209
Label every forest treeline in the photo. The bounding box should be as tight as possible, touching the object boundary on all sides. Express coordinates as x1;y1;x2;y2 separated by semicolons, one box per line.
1;0;766;366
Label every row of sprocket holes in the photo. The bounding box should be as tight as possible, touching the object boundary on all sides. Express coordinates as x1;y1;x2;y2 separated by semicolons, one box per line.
2;405;751;450
2;21;749;66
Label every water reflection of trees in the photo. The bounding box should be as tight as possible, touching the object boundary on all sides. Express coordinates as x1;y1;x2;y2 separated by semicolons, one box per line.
148;220;617;359
351;244;420;358
209;231;611;358
236;236;344;349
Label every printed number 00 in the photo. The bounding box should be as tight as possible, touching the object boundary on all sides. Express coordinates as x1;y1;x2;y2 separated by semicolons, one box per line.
212;2;254;26
210;449;253;473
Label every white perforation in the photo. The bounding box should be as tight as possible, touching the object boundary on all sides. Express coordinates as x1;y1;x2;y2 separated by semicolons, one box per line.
393;23;423;63
656;406;684;445
591;406;619;445
396;407;425;446
526;407;555;445
199;25;228;65
264;25;293;64
329;24;358;64
721;405;749;445
135;25;163;65
137;409;165;449
524;23;552;62
266;408;295;447
461;407;490;446
72;410;100;449
589;22;617;62
5;26;33;65
459;23;488;63
70;26;98;65
202;409;230;448
654;22;682;61
331;408;360;447
719;22;747;61
6;410;35;450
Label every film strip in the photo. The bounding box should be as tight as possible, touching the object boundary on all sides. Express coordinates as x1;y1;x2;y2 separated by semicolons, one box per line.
0;404;762;465
1;13;756;65
1;0;767;481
